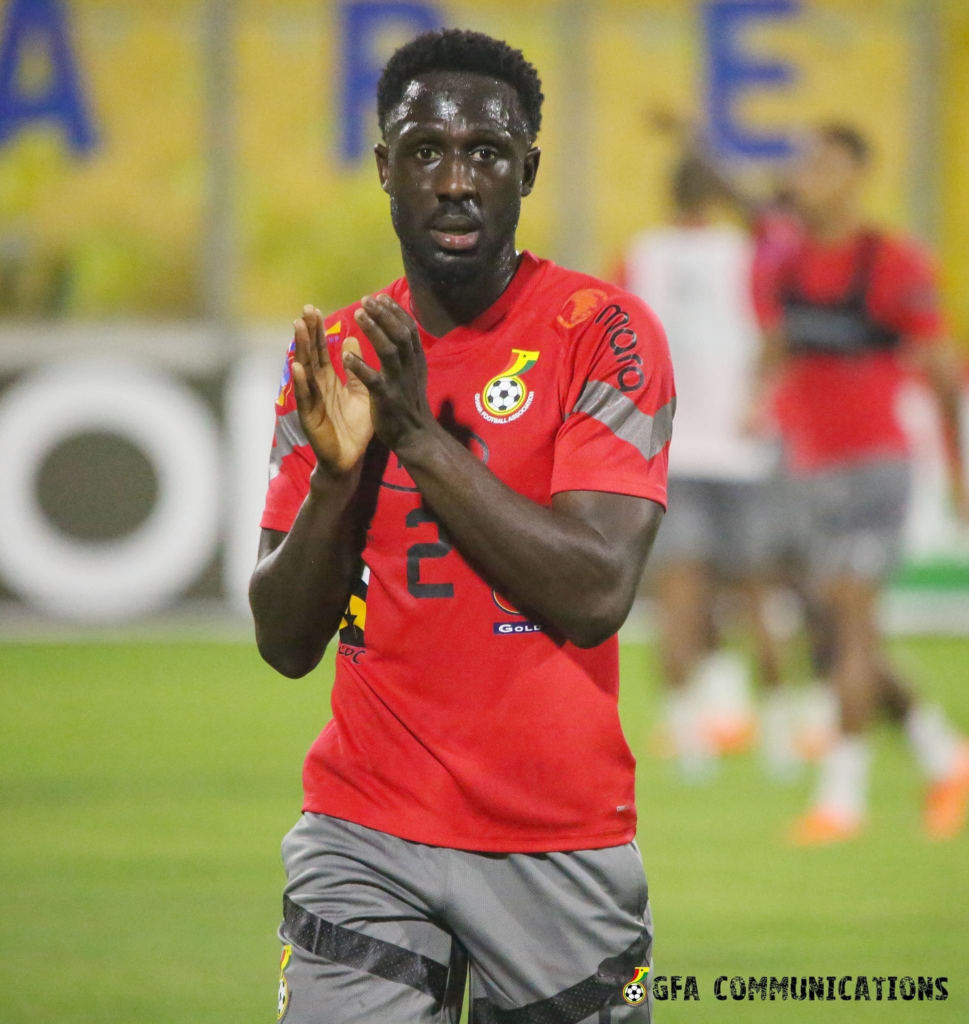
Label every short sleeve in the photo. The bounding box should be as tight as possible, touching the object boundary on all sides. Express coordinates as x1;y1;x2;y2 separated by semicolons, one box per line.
880;241;945;345
551;293;675;508
260;337;317;532
751;241;786;331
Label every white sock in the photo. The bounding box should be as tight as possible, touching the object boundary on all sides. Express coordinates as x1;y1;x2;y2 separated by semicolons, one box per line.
813;735;870;820
761;688;801;779
667;688;715;780
695;650;753;719
905;704;964;782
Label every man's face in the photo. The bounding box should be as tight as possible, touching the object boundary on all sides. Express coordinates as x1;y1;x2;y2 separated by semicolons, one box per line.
375;71;540;286
791;134;866;220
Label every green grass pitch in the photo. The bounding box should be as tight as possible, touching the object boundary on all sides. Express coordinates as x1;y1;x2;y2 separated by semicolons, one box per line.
1;638;967;1022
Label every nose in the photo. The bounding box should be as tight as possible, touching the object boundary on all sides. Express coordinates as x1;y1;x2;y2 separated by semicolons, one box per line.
436;150;476;202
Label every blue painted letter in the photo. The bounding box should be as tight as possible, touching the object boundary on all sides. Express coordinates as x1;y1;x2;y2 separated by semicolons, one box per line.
0;0;96;153
341;1;441;163
704;0;799;160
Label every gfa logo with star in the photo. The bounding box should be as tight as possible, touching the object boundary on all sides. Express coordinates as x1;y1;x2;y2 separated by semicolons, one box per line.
338;563;369;662
475;349;539;423
622;966;650;1006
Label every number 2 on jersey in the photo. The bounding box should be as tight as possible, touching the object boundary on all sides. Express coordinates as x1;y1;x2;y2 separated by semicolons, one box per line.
405;506;454;599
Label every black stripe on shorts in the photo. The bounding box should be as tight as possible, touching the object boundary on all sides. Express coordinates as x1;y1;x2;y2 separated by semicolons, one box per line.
471;926;651;1024
282;893;467;1011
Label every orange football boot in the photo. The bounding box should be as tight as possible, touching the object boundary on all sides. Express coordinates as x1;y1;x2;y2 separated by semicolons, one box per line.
793;723;835;762
702;714;758;756
788;807;864;847
924;743;969;841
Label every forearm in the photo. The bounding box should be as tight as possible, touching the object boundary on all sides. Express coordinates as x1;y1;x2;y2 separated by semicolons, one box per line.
937;378;966;492
923;346;967;496
250;466;363;677
398;426;630;646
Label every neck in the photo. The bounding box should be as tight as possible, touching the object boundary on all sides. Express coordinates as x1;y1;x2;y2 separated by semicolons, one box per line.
805;203;862;244
403;241;521;337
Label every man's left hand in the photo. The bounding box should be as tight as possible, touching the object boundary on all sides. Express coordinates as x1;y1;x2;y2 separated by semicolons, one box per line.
348;294;438;454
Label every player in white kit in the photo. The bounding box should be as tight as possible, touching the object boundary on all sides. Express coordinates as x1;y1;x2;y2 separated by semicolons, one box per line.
618;156;796;780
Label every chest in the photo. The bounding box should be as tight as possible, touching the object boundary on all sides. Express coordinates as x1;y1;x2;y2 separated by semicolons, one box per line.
368;328;569;546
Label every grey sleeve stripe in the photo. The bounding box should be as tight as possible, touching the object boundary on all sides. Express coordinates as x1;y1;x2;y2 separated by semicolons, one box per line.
269;408;310;478
570;380;675;461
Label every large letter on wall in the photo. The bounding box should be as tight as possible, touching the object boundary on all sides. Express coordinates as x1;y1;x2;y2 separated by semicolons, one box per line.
341;1;441;163
704;0;799;160
0;0;96;153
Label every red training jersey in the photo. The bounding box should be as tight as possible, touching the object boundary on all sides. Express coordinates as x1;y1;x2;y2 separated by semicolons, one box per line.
261;252;674;852
753;226;944;473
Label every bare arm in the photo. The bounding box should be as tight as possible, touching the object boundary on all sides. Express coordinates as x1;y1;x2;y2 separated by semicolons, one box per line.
398;423;664;647
249;306;375;677
910;341;969;520
249;465;365;678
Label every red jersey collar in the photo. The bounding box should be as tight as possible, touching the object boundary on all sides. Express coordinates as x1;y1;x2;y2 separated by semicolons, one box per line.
402;250;545;351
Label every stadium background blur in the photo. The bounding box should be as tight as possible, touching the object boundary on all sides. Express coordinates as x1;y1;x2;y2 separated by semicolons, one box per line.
1;0;967;1021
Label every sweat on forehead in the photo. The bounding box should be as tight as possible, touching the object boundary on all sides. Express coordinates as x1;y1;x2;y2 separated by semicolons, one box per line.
381;71;530;139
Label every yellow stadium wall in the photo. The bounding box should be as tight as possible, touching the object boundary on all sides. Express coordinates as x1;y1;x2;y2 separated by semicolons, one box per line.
0;0;965;336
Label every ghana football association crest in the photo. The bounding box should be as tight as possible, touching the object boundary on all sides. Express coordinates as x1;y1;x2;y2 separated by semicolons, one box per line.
277;944;292;1021
475;349;540;424
622;966;650;1006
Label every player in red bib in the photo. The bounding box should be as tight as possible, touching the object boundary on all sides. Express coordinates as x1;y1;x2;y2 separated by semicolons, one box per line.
753;125;969;846
250;30;672;1022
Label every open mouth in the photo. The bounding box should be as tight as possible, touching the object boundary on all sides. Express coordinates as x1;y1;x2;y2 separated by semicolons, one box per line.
429;228;481;252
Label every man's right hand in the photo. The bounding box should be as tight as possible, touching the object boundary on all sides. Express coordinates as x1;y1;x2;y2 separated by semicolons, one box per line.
292;305;374;476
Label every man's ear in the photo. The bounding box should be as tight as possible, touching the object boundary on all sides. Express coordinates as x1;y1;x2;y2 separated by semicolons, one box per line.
521;147;541;197
374;142;390;193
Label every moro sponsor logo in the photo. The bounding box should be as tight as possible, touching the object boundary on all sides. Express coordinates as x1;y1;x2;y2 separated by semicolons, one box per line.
594;303;645;393
493;621;543;635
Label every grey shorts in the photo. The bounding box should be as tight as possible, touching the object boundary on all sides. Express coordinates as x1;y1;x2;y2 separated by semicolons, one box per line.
787;458;911;582
649;476;778;575
276;813;653;1023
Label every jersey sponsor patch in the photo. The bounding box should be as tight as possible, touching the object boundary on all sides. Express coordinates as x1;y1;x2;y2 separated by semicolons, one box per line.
475;349;540;423
338;563;369;653
276;339;296;406
557;288;607;328
493;621;543;635
593;303;645;393
491;588;521;615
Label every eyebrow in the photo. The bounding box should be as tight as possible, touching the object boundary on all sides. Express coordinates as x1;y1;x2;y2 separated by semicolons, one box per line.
394;122;516;143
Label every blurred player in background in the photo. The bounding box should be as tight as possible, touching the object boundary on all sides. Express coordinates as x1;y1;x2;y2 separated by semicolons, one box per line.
617;155;796;781
250;29;673;1022
753;124;969;844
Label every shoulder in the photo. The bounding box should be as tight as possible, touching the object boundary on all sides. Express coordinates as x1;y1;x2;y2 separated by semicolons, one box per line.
871;231;938;282
543;268;671;396
539;262;665;340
